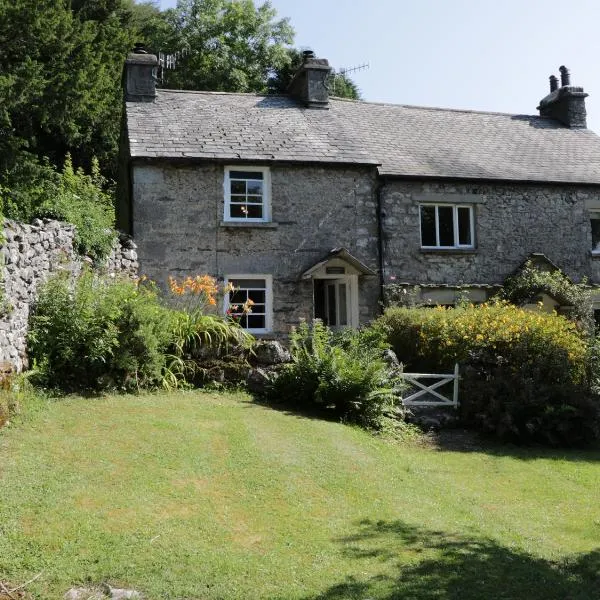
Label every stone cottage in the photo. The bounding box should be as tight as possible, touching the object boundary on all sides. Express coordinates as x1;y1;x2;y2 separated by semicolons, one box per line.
119;49;600;336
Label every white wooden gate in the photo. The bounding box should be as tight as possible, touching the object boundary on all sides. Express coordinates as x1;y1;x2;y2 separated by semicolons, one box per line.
401;363;459;408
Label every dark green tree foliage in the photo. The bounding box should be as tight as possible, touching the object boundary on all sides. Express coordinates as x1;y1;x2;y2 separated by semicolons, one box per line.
124;0;171;51
0;0;136;175
266;46;303;94
151;0;294;92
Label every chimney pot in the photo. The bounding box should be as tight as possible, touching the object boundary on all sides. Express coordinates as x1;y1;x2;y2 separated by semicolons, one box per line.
302;49;315;62
537;65;588;128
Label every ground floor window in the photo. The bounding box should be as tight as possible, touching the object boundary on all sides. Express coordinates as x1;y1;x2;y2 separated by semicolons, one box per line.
224;275;272;333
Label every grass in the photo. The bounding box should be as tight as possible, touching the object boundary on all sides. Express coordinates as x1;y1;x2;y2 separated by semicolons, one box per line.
1;391;600;599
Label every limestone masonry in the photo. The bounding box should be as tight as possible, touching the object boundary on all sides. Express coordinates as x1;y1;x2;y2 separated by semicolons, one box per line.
120;50;600;336
0;219;138;372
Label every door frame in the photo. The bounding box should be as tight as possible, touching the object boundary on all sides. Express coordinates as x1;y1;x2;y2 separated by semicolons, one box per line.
312;273;359;328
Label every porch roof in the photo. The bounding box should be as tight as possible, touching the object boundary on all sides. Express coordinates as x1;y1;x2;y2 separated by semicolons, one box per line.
301;248;377;279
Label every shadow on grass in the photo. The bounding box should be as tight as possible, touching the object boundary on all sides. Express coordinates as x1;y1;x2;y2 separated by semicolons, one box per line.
244;394;344;425
303;519;600;600
250;394;600;462
430;428;600;463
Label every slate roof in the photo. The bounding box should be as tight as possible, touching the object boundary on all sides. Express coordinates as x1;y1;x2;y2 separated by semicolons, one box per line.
126;90;600;184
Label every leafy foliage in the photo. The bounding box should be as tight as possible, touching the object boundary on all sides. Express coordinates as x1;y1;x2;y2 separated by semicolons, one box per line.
328;71;361;100
462;347;599;446
375;303;599;445
28;270;253;392
0;0;136;176
28;270;176;391
497;260;593;334
164;310;253;389
149;0;294;93
376;303;588;380
1;154;116;261
268;320;399;429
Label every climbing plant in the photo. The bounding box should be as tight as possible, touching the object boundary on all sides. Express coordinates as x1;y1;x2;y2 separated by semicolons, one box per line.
496;260;593;334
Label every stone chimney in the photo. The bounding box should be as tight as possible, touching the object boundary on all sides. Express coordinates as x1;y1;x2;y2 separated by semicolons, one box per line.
123;43;158;102
287;50;332;109
537;65;588;128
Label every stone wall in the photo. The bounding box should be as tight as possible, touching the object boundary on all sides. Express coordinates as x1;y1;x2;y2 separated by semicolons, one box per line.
132;163;381;335
0;219;138;372
381;180;600;287
128;161;600;331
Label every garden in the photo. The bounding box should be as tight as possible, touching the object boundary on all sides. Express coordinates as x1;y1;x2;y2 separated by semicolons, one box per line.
2;253;600;598
5;256;599;447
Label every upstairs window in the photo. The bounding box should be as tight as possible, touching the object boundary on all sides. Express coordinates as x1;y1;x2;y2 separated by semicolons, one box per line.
420;204;474;249
224;167;270;222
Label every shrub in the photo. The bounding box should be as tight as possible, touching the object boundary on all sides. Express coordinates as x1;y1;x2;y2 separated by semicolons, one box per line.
1;153;116;261
462;348;599;446
28;270;176;391
374;303;599;445
164;311;253;388
28;270;254;392
376;303;588;381
163;274;254;387
267;320;399;429
497;260;593;333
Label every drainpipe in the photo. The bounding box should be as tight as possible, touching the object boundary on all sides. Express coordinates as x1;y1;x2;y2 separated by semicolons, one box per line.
375;178;386;314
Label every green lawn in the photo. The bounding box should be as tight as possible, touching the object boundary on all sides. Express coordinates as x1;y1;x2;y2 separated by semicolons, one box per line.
1;391;600;599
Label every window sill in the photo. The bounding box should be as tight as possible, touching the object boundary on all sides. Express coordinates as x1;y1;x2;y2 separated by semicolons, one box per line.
220;221;278;229
420;248;477;255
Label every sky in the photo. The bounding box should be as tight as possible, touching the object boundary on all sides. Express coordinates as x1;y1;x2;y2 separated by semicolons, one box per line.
156;0;600;132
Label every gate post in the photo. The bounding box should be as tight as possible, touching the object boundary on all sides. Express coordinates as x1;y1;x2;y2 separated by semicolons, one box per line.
452;363;459;408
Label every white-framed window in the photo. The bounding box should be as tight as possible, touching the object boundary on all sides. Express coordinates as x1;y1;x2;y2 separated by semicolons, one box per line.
224;166;270;222
419;204;475;249
224;275;273;333
591;211;600;254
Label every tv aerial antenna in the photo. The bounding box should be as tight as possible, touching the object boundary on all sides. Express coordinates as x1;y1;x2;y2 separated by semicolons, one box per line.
331;62;370;96
338;63;370;76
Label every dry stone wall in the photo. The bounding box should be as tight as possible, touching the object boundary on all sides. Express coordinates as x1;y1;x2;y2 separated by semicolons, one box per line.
0;218;138;372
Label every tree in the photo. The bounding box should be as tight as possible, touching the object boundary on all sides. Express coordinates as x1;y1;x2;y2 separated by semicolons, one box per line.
328;71;361;100
143;0;294;93
0;0;137;176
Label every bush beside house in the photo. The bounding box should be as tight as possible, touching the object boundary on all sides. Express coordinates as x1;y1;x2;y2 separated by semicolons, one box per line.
27;271;253;392
375;303;600;445
266;320;401;430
